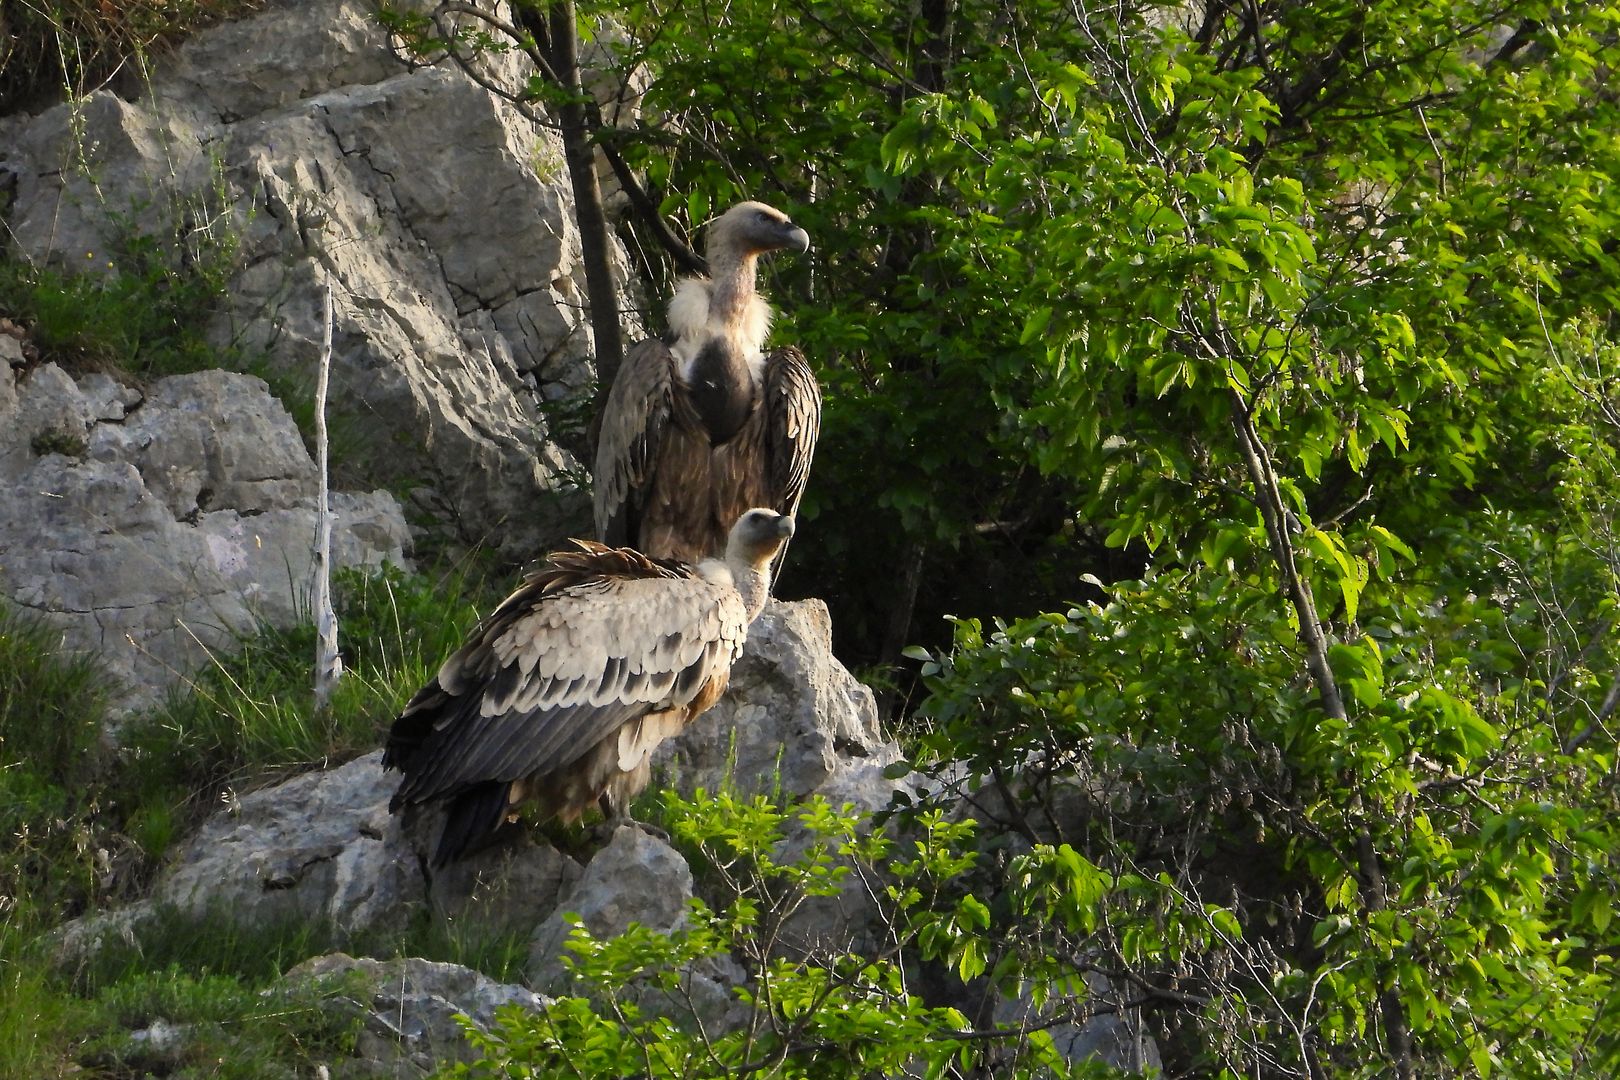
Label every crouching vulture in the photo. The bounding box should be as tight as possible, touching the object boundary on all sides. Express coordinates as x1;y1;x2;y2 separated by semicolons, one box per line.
384;509;796;864
594;201;821;574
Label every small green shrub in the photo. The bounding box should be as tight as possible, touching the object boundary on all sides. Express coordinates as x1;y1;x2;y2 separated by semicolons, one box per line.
0;193;242;380
0;607;121;1075
0;919;91;1079
28;428;88;458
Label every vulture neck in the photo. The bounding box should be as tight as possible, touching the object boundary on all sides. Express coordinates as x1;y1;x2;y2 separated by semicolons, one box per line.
668;244;772;382
699;555;771;623
706;246;759;327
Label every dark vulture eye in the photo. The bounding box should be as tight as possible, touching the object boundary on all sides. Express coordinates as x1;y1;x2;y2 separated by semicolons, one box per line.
756;209;771;222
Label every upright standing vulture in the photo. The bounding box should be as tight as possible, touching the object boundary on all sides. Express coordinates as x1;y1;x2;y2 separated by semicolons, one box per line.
384;509;796;865
594;201;821;573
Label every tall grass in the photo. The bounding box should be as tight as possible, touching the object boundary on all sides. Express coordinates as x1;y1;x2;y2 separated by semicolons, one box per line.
0;605;114;928
0;915;89;1079
77;965;362;1079
113;560;494;861
0;608;114;1077
0;0;266;113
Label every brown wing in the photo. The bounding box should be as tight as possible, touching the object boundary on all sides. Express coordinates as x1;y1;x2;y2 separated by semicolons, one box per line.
593;338;676;548
710;346;820;580
384;543;747;863
762;346;821;529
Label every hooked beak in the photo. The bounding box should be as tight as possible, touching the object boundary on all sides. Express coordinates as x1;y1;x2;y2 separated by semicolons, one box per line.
782;224;810;255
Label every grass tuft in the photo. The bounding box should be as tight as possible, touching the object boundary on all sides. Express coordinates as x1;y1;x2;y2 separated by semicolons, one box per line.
0;192;243;381
0;0;267;114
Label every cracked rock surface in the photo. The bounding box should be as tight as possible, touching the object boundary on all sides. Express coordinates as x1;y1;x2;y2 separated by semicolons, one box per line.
0;0;631;560
285;954;552;1077
0;363;408;709
152;751;417;932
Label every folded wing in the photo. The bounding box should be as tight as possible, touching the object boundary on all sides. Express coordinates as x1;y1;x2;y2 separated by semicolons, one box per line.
384;543;748;863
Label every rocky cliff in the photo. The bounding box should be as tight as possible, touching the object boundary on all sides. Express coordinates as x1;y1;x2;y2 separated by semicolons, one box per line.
0;0;623;705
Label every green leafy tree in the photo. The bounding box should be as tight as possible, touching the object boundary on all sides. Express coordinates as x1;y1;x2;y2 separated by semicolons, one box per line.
369;1;1618;1073
537;0;1620;1073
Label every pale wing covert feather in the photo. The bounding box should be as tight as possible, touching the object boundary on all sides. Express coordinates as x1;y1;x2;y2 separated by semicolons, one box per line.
394;576;747;803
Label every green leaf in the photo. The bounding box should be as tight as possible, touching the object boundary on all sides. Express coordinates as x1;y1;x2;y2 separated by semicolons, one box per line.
1210;247;1250;274
1020;307;1053;345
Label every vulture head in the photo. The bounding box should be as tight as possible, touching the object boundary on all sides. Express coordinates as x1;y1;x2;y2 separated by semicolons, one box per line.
709;201;810;265
707;508;796;620
727;507;796;566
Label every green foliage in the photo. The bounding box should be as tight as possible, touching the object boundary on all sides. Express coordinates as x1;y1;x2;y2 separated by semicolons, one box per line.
509;0;1620;1070
28;428;88;458
913;559;1616;1074
0;183;244;380
441;791;1126;1079
0;603;108;784
0;920;93;1080
65;898;530;996
76;966;361;1079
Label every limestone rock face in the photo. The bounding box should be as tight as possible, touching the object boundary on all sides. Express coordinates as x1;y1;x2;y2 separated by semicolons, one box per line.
661;599;902;802
0;0;629;561
0;363;408;707
285;953;551;1077
154;751;421;933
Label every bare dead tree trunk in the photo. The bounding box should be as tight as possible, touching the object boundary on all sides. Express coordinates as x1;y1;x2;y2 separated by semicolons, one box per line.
312;281;343;711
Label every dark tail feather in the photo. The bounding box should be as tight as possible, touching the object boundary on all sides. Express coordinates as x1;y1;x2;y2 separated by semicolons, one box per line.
433;783;512;866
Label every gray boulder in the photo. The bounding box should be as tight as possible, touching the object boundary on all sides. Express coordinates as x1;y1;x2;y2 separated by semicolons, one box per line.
0;364;409;708
661;599;902;802
426;834;585;942
526;825;693;990
154;751;422;933
526;825;747;1031
285;953;550;1078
